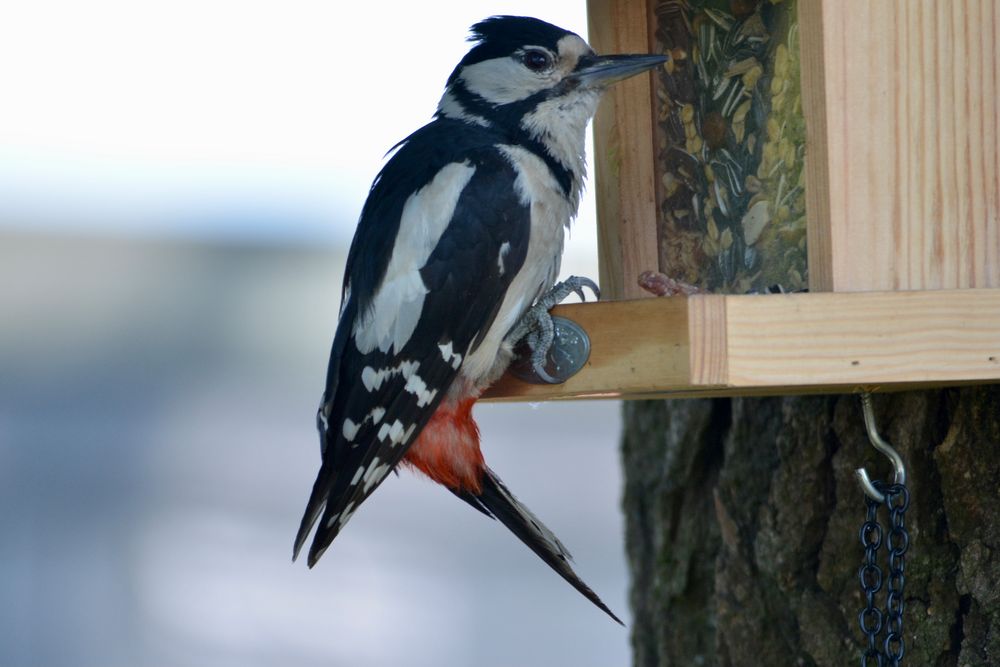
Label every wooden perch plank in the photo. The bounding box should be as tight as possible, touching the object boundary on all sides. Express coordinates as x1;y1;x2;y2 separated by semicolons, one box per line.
481;288;1000;402
485;297;694;401
724;289;1000;385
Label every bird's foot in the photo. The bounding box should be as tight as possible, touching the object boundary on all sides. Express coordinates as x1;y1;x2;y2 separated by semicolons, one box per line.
506;276;599;384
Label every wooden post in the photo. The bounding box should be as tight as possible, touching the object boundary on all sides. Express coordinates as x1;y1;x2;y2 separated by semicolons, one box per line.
589;0;661;300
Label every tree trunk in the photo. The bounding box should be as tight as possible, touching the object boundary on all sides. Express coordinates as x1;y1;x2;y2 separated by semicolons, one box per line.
622;386;1000;666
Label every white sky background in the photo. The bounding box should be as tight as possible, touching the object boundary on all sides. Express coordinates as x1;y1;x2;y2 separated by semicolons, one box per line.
0;0;600;274
0;3;630;666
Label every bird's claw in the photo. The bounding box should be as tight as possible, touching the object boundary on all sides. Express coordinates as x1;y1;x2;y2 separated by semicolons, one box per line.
526;324;559;384
506;276;599;385
559;276;600;305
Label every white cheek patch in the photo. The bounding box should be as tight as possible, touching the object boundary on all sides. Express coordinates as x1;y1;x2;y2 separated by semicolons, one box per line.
460;56;553;105
353;162;476;354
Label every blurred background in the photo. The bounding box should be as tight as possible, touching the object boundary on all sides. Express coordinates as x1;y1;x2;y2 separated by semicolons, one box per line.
0;2;629;667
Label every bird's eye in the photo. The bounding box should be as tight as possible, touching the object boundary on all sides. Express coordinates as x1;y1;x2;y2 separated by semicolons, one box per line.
522;50;552;72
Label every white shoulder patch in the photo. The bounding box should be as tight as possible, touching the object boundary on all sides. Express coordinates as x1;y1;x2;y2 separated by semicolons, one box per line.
353;161;477;354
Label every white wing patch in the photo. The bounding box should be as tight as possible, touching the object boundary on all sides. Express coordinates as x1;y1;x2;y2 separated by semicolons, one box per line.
361;360;419;392
371;419;417;448
438;341;463;369
341;405;389;442
363;458;392;493
361;360;439;408
404;372;438;408
352;161;477;354
342;418;362;442
350;467;364;486
497;241;511;276
377;420;405;444
337;501;357;528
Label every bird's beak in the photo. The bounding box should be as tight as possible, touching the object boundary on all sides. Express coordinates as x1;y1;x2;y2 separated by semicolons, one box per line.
570;53;668;88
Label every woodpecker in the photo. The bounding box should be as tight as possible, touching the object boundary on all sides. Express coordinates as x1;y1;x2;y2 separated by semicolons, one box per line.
294;15;665;623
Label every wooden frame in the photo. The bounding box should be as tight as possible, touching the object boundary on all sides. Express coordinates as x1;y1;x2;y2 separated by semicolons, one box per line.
484;289;1000;400
592;0;999;298
589;0;662;301
799;0;1000;292
485;0;1000;402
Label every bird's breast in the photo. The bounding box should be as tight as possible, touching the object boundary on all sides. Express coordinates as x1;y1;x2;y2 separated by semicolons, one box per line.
457;143;579;389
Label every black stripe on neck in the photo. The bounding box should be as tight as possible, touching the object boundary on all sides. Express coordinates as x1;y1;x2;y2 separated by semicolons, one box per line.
446;83;575;198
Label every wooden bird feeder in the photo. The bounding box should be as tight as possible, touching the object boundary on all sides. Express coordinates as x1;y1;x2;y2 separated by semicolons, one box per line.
485;0;1000;402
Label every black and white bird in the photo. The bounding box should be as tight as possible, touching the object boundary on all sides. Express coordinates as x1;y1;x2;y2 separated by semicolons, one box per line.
294;15;665;623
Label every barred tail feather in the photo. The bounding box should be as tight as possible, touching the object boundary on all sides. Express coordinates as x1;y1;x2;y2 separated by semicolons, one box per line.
461;466;624;625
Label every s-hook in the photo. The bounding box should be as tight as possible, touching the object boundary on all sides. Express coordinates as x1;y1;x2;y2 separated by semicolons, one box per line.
855;392;906;503
855;391;910;667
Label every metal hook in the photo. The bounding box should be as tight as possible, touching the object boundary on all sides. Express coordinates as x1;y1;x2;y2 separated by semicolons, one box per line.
855;392;907;503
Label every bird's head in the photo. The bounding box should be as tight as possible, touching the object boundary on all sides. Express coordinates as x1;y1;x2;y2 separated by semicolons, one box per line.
437;16;667;131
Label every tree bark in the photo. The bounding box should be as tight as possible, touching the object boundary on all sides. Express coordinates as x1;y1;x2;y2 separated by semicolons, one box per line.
622;386;1000;666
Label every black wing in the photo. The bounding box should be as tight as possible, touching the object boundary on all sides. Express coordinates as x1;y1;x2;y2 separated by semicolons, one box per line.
294;122;531;565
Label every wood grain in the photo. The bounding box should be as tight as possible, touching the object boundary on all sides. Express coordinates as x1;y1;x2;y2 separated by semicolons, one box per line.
481;289;1000;402
588;0;661;301
724;289;1000;385
483;296;693;400
687;294;727;386
799;0;1000;292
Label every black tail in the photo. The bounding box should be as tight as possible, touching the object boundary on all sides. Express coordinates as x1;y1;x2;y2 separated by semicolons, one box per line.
455;466;623;625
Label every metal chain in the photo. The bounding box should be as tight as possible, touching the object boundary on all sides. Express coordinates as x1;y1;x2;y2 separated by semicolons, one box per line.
858;480;910;667
882;483;910;666
859;485;884;667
